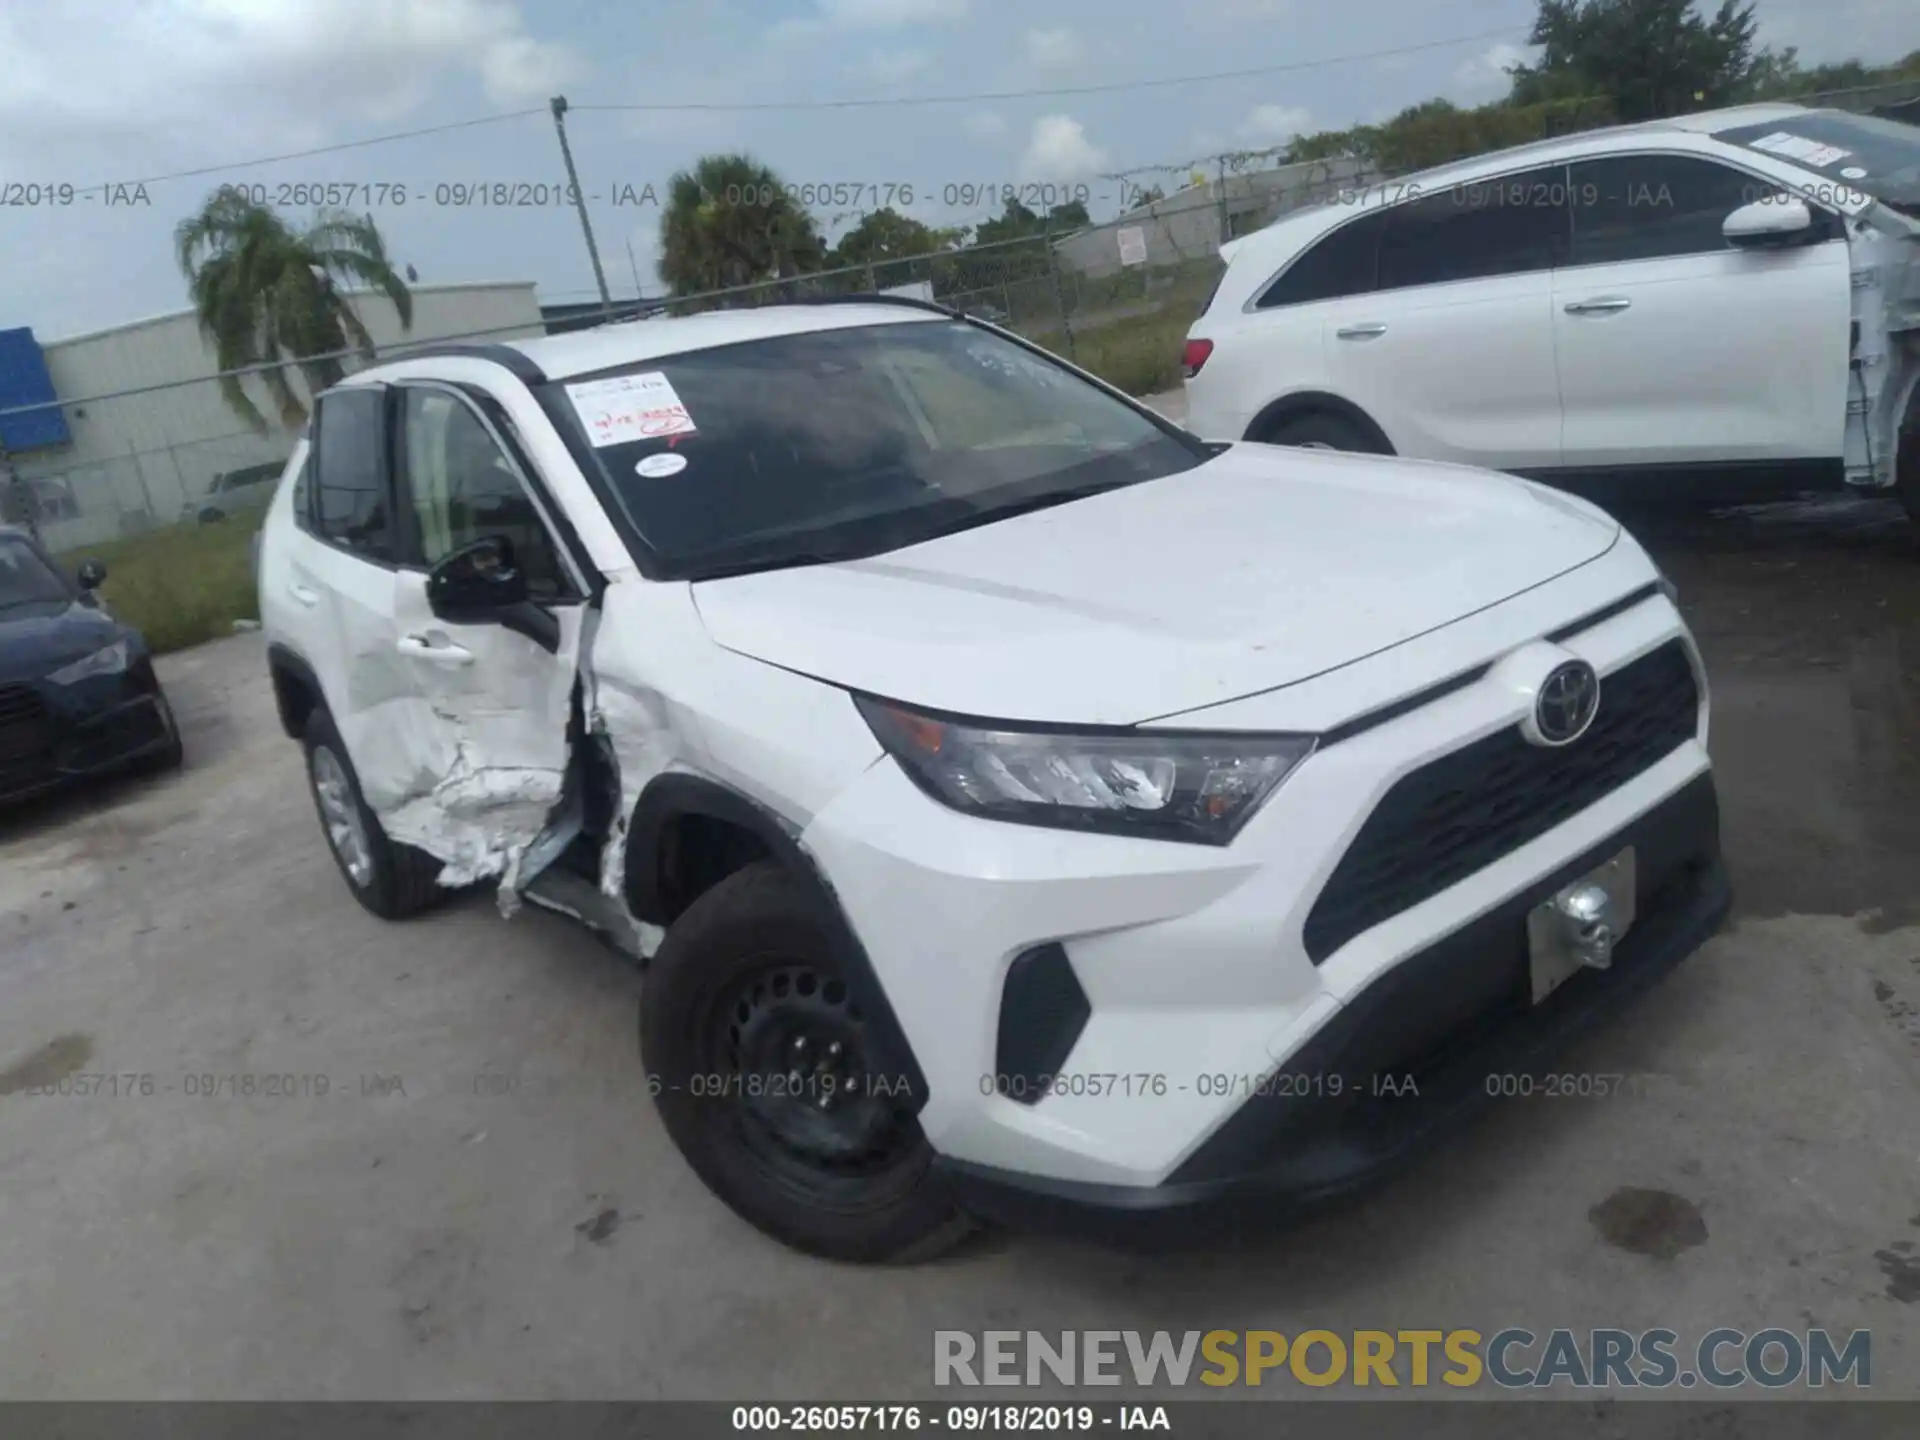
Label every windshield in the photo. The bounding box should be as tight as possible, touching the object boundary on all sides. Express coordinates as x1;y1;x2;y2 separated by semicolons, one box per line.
547;318;1207;580
1716;111;1920;217
0;535;72;610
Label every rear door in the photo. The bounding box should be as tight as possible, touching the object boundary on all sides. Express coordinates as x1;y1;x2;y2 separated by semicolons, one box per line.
281;385;403;798
1553;150;1852;468
381;380;593;880
1314;165;1570;469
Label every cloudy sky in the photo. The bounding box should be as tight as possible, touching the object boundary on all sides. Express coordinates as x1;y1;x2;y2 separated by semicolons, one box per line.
1;0;1913;338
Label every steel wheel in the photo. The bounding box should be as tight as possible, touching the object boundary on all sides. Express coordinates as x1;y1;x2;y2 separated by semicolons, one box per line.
711;960;923;1208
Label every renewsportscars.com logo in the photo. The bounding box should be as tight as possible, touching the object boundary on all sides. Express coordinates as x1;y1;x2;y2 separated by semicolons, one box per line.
933;1329;1872;1390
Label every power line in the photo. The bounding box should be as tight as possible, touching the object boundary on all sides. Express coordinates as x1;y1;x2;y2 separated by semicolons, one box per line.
570;29;1530;112
71;110;545;200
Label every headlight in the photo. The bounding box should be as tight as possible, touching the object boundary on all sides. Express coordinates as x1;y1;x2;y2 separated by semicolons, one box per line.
48;639;130;685
855;696;1314;845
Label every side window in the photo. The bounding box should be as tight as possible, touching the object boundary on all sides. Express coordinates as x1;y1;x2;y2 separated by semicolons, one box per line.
1566;154;1817;266
397;387;569;599
312;388;392;559
1256;210;1387;309
1375;165;1570;291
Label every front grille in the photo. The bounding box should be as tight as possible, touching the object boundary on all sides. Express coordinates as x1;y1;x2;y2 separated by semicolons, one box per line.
0;683;54;796
1302;640;1700;964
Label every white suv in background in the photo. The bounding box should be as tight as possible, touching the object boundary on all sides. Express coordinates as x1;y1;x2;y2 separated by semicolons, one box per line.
1184;104;1920;513
256;298;1728;1262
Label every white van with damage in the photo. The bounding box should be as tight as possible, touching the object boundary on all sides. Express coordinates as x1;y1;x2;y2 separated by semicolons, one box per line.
257;298;1730;1260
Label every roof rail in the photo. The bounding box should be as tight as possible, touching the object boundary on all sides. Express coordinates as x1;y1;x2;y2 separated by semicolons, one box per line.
377;342;549;383
794;292;959;319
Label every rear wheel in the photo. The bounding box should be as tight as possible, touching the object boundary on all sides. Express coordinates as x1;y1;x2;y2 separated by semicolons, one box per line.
1897;404;1920;526
641;861;972;1263
1260;411;1386;454
302;707;446;920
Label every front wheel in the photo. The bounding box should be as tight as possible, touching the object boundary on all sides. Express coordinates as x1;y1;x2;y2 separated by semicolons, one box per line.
302;707;447;920
641;861;972;1263
1261;411;1386;453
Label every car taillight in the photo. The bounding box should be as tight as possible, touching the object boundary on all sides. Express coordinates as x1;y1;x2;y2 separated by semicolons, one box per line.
1183;338;1214;378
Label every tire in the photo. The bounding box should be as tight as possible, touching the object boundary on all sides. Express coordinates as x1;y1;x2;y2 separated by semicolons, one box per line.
641;861;973;1263
302;706;446;921
1261;411;1386;453
1897;409;1920;526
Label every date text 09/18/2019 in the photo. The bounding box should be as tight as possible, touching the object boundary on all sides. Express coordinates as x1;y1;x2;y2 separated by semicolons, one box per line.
731;1405;1168;1432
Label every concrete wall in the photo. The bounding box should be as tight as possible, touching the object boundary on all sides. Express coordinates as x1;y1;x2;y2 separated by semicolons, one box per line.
14;281;544;551
1056;156;1375;279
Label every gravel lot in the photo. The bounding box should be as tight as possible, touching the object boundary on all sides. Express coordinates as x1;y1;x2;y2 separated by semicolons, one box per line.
2;474;1917;1403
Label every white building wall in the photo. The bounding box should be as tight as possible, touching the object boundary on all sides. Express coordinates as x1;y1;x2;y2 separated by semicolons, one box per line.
15;281;543;551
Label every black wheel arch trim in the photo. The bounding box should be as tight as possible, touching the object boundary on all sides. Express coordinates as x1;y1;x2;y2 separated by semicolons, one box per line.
625;771;931;1111
1244;391;1394;453
266;642;326;740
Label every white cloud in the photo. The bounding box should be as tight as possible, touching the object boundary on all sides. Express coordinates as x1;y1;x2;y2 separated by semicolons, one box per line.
0;0;580;165
1237;103;1312;145
863;47;933;85
1025;28;1084;73
964;111;1008;138
1018;115;1108;182
1452;41;1529;101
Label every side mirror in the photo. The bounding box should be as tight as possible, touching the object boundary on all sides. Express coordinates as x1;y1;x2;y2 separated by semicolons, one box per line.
1723;197;1814;249
76;558;107;591
424;535;559;653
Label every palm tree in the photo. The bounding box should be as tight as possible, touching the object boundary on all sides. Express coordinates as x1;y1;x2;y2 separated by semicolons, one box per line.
175;188;414;432
658;154;827;301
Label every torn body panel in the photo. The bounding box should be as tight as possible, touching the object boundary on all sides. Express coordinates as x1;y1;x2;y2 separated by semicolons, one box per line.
1845;209;1920;493
362;574;588;906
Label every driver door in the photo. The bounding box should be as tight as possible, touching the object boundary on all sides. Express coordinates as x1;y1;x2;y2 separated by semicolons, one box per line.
1552;151;1851;469
383;380;594;880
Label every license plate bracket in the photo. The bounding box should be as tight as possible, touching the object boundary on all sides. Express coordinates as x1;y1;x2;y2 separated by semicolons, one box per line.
1526;847;1637;1004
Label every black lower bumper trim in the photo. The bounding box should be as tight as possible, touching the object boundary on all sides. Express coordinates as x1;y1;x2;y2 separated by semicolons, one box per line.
935;773;1730;1249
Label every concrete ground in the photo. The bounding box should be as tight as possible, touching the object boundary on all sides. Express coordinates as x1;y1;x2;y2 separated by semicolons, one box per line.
2;479;1917;1402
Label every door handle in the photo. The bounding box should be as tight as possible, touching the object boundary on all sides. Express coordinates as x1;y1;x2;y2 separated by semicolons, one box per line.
396;634;475;667
1564;297;1632;315
1336;323;1388;339
287;583;320;607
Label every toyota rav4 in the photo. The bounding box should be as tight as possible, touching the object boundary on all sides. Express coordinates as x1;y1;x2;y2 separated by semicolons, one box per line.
256;297;1730;1261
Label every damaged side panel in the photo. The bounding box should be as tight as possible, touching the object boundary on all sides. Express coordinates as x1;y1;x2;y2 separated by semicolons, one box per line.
363;574;587;903
1846;210;1920;492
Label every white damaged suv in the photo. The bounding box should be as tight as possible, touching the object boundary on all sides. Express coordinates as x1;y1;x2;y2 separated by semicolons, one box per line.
257;298;1730;1261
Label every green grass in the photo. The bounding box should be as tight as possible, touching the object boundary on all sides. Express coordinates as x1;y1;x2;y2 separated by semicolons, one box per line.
1018;306;1193;398
55;510;265;655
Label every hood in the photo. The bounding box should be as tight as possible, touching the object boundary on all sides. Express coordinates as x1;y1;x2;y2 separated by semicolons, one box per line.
0;600;128;683
691;444;1620;726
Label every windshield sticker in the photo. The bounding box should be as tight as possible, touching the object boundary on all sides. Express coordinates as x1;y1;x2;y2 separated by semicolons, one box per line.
1747;131;1852;168
565;372;696;447
635;452;688;479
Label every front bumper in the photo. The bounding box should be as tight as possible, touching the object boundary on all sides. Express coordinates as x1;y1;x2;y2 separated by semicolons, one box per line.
935;773;1728;1247
801;575;1721;1213
0;663;178;804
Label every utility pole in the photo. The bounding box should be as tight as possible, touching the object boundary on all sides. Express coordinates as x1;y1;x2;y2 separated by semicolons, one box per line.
550;96;614;319
1215;155;1230;249
625;237;645;307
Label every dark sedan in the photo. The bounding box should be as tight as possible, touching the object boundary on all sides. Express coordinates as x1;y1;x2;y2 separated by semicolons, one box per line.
0;524;182;805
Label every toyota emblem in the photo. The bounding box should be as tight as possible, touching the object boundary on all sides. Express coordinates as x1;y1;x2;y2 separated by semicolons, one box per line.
1531;660;1601;746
